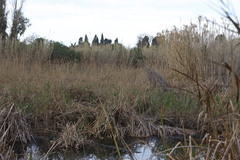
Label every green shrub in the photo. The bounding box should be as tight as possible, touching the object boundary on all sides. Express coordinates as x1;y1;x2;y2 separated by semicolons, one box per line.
50;41;82;62
130;47;145;67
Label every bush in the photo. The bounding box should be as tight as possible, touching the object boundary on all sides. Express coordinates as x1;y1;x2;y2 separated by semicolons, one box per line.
130;47;145;67
50;41;82;62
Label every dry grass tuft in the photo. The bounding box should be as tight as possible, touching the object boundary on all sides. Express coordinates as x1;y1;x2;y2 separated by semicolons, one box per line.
0;146;16;160
0;103;32;144
56;122;85;149
0;103;32;159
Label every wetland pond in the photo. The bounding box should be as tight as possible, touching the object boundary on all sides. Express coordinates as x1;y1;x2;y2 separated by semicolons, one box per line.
18;135;188;160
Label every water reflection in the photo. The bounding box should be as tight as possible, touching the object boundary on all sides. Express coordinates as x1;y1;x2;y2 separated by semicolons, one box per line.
20;136;176;160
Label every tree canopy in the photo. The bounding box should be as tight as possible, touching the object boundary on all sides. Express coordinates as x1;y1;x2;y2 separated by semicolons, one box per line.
0;0;30;41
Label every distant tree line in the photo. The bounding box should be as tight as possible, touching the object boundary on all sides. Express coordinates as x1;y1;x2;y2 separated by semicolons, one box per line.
74;33;165;48
71;33;119;47
72;33;167;49
137;35;163;48
137;33;231;49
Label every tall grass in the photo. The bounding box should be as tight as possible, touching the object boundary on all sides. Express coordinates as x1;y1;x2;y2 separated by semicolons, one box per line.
0;14;240;158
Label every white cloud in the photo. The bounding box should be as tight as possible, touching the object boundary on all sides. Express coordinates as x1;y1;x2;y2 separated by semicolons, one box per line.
19;0;240;47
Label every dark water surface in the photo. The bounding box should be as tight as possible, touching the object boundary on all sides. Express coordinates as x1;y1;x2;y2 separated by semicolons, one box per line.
19;136;184;160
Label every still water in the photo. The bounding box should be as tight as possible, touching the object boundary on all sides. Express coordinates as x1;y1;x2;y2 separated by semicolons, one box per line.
20;136;182;160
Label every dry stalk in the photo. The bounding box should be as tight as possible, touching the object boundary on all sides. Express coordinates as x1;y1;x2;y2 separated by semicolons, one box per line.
0;103;32;144
0;103;32;160
222;62;240;102
100;104;122;160
55;121;85;149
144;66;170;91
42;141;60;160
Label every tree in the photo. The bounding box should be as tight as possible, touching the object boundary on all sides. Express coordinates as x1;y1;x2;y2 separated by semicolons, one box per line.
0;0;8;40
9;0;31;40
100;33;104;45
137;35;150;48
50;41;82;62
78;37;83;45
92;35;99;45
114;38;118;44
84;34;90;45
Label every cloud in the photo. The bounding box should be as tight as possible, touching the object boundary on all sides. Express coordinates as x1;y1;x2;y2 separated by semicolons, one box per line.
20;0;240;47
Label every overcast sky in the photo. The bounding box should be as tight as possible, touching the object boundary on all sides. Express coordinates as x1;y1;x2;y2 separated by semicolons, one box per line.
11;0;240;47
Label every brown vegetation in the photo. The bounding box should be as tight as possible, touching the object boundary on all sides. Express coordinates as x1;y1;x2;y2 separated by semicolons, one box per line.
0;14;240;159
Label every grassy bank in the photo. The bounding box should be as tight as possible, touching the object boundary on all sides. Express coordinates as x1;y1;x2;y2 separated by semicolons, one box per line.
1;17;240;159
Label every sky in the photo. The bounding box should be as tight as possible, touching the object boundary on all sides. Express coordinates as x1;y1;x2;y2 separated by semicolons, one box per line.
8;0;240;47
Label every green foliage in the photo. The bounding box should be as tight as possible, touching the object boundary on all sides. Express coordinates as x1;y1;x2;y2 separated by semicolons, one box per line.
9;0;31;40
50;41;82;62
133;89;198;117
10;13;30;39
0;0;8;40
130;47;145;67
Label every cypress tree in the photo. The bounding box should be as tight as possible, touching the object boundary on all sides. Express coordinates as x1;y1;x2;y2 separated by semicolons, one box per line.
100;33;104;45
84;34;89;45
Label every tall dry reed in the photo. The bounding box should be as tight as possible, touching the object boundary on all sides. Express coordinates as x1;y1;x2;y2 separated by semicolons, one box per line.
1;12;240;158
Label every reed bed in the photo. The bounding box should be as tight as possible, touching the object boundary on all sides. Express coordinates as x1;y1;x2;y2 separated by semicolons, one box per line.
0;15;240;159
